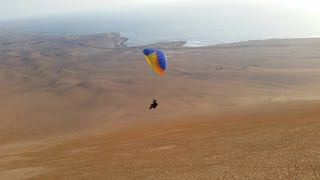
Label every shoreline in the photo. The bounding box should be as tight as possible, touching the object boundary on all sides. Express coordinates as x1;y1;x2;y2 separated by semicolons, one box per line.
2;29;320;49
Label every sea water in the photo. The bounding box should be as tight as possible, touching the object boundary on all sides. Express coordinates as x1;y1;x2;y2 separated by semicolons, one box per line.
3;2;320;47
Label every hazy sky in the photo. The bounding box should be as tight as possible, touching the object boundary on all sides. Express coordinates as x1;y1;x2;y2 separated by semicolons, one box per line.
1;0;320;21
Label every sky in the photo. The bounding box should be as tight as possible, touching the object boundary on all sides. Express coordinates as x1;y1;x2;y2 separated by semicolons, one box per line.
1;0;320;21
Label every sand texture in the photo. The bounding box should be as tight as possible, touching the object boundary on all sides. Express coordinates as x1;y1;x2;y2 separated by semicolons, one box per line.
1;32;320;179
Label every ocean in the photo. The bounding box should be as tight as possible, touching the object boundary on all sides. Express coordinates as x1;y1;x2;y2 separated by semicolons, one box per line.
4;3;320;47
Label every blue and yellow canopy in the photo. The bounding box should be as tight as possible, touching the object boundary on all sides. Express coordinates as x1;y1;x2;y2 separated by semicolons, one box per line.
143;48;167;74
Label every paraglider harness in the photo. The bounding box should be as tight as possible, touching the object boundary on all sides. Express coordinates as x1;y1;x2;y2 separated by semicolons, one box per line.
149;99;158;109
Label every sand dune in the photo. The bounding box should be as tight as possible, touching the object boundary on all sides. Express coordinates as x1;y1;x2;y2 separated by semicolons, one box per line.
1;32;320;179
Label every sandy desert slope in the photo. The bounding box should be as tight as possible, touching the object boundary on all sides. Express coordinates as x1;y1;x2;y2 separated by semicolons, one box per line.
0;32;320;179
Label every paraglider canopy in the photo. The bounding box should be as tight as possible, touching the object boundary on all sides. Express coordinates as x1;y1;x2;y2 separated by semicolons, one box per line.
143;48;167;74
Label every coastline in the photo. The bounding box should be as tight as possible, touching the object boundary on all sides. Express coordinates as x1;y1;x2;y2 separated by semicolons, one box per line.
0;31;129;49
2;29;320;49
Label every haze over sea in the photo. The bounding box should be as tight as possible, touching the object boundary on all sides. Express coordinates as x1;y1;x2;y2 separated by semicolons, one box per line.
2;1;320;47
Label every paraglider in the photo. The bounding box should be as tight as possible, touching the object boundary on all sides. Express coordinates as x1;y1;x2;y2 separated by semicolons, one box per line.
143;48;167;74
143;48;167;109
149;99;158;109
